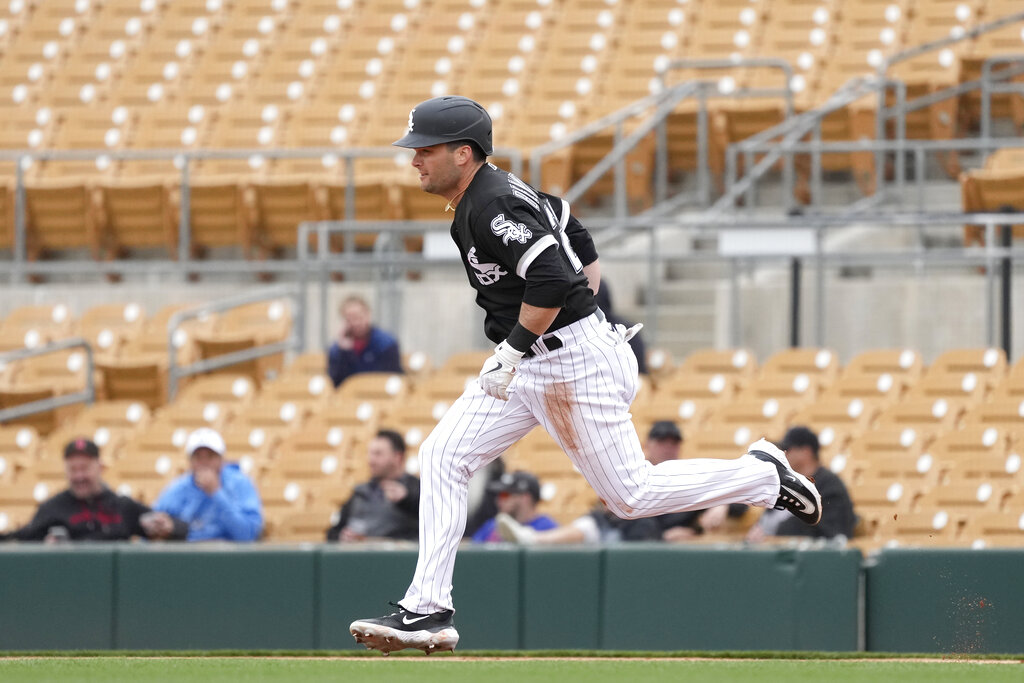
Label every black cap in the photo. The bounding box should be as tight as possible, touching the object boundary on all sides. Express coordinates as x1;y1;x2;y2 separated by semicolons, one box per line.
487;471;541;502
647;421;683;442
780;426;820;455
64;437;100;459
393;96;493;156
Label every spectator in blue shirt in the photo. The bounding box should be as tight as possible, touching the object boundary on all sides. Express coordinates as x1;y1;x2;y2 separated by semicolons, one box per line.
327;295;403;388
472;471;557;543
154;428;263;542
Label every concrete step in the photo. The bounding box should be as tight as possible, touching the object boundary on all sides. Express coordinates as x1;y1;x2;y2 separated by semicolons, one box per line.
657;304;718;332
651;332;718;359
640;277;719;302
646;284;717;307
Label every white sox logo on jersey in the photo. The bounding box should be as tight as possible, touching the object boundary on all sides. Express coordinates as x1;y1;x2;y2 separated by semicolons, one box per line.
467;247;507;285
490;214;532;245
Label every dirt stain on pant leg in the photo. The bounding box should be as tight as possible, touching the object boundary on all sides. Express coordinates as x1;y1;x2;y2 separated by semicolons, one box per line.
544;381;580;456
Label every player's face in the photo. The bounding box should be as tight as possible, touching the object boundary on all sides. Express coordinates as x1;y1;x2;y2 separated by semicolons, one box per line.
644;437;681;466
342;301;371;339
784;445;816;476
367;437;402;479
410;144;461;196
65;455;103;499
190;448;223;475
496;491;532;520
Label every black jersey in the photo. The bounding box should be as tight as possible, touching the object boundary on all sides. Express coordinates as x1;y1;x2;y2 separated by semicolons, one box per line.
450;163;599;345
0;487;188;542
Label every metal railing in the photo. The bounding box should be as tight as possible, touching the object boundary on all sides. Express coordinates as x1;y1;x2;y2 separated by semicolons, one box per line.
717;12;1024;214
720;76;882;215
529;83;698;218
297;210;1024;359
0;338;95;423
527;57;795;221
166;285;305;400
727;68;1024;217
878;10;1024;180
661;58;797;211
3;145;523;281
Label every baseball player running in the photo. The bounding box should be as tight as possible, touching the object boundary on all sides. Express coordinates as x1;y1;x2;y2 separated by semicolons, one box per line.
350;96;821;655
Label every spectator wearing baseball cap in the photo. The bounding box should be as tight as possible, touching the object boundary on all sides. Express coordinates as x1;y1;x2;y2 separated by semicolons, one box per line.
747;425;857;542
0;438;187;542
495;422;738;545
471;471;558;543
153;428;264;542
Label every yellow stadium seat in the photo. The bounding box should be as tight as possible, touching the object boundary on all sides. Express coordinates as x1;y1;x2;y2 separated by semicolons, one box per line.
0;425;41;482
250;181;329;256
176;374;257;405
75;302;146;358
272;509;336;542
95;356;167;410
24;183;102;260
98;182;177;259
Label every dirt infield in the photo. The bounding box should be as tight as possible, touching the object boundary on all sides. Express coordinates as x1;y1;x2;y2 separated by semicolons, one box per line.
1;655;1021;664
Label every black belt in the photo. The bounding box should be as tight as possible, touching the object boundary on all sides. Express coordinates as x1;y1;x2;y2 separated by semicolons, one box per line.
523;335;563;358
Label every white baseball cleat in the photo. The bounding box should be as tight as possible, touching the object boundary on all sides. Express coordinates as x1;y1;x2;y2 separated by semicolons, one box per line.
746;438;822;525
350;603;459;655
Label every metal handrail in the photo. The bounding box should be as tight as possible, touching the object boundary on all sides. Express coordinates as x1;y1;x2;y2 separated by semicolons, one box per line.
295;211;1024;358
563;83;701;211
878;11;1024;78
718;76;881;211
659;57;797;209
980;55;1024;142
0;338;95;423
875;11;1024;191
528;83;698;218
5;145;522;281
166;285;304;400
723;134;1024;214
715;13;1024;212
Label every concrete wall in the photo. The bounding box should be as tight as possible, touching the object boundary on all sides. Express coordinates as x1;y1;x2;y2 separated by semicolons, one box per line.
727;270;1024;364
3;266;1021;368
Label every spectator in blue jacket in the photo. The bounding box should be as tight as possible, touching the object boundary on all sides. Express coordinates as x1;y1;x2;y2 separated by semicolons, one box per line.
154;428;263;542
327;295;403;388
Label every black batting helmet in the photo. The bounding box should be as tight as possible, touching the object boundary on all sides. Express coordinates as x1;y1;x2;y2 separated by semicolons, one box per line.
392;96;493;156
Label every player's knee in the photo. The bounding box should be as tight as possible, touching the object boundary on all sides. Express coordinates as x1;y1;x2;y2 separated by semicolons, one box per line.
603;493;648;520
416;436;442;471
417;436;467;480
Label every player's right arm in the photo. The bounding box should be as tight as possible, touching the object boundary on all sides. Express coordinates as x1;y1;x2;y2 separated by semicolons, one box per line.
541;193;599;293
475;196;573;399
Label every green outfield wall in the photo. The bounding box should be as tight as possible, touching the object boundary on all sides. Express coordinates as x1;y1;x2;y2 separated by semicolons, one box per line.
0;545;1021;653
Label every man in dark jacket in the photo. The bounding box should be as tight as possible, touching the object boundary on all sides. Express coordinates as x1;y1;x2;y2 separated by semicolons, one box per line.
0;438;187;542
327;295;403;388
327;430;419;542
748;426;857;541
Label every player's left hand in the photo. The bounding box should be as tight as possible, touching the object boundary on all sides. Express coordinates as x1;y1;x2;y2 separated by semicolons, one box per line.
478;340;525;400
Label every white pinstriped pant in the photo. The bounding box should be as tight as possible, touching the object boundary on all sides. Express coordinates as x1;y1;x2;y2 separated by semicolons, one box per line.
401;312;780;614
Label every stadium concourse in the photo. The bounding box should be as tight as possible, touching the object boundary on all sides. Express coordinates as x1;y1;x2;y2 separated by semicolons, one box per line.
0;297;1022;551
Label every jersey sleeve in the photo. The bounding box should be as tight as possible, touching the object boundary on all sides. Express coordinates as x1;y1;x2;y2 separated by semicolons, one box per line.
475;195;557;278
476;195;578;309
540;192;598;267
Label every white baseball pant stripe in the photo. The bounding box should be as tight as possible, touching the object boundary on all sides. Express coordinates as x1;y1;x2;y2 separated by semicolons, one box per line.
401;312;780;614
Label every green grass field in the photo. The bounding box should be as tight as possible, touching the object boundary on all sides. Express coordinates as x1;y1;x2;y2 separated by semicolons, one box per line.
1;653;1021;683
